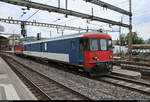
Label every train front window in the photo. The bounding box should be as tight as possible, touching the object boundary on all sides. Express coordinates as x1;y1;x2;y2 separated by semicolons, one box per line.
90;39;98;51
100;39;107;51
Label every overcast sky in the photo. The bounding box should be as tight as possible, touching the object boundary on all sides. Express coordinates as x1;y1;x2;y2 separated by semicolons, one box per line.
0;0;150;40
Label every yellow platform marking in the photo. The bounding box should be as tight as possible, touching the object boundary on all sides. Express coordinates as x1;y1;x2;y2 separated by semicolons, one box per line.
96;89;109;94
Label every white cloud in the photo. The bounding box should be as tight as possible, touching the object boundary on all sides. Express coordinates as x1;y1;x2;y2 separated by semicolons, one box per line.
134;22;150;40
0;4;16;18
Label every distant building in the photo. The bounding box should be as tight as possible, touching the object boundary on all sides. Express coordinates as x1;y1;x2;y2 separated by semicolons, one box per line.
0;25;4;32
8;34;20;51
0;36;9;51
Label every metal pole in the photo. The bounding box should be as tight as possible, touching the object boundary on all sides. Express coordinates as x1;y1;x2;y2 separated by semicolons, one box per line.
66;0;68;9
119;16;123;57
13;34;14;47
61;30;64;36
129;0;132;61
65;0;68;18
92;8;94;16
58;0;60;8
50;30;51;38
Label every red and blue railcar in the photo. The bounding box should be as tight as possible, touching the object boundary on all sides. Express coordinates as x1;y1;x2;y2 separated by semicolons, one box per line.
14;32;113;76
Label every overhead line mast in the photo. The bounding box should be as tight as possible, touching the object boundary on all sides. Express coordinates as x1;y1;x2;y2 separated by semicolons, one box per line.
0;0;129;28
129;0;132;61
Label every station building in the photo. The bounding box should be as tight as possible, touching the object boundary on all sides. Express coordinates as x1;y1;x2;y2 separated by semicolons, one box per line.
0;36;9;51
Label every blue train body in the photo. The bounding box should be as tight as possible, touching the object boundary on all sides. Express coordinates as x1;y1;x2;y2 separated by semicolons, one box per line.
23;37;84;65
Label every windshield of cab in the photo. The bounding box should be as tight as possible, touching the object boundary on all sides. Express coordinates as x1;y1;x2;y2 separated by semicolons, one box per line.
89;38;112;51
90;39;99;51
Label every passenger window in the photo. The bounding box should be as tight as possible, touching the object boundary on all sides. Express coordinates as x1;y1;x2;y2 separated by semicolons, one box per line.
71;41;76;50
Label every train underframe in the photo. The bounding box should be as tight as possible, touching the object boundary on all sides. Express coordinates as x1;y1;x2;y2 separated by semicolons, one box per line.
84;61;114;77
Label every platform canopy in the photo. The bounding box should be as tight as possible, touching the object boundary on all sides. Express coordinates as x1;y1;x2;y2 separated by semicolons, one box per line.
132;44;150;49
0;36;8;41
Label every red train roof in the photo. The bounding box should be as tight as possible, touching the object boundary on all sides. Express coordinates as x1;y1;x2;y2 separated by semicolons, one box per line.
84;34;111;39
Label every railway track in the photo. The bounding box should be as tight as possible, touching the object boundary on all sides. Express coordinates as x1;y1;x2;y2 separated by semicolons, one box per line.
3;56;91;100
97;75;150;96
2;53;150;97
118;60;150;67
117;60;150;76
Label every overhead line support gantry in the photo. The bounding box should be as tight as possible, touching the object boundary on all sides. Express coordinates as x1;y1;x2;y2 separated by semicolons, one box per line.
0;0;130;28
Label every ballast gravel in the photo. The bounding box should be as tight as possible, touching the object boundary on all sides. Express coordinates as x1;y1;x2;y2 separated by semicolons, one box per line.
5;53;150;100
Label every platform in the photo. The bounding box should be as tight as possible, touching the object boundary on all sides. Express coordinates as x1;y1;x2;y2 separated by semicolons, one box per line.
0;57;37;100
112;66;141;80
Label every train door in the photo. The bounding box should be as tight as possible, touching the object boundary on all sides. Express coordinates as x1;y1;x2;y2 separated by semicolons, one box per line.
40;43;42;52
70;40;78;64
79;38;84;65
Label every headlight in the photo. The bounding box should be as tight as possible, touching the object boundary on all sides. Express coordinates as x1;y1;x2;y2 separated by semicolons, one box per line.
93;56;99;61
110;55;113;59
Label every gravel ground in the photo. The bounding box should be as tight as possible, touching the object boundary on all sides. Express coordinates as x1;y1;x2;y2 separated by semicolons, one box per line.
4;53;150;100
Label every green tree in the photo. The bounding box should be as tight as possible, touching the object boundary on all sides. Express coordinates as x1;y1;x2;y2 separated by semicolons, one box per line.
115;35;126;46
125;32;144;45
120;35;126;46
115;39;120;45
147;39;150;44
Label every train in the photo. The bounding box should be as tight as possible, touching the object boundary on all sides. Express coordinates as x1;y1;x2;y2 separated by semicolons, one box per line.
14;32;114;76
